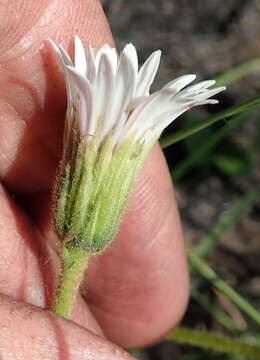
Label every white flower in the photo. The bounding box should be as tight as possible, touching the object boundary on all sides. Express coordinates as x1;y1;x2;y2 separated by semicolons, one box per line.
50;37;225;254
51;36;225;150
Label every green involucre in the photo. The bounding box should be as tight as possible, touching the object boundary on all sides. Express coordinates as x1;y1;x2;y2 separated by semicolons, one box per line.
54;132;154;254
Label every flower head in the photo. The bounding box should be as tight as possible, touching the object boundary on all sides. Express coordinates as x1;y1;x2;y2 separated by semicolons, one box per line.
51;36;225;254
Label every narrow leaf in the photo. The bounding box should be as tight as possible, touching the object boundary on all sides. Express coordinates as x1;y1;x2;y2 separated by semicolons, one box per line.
215;57;260;87
172;112;247;180
160;97;260;149
169;327;260;359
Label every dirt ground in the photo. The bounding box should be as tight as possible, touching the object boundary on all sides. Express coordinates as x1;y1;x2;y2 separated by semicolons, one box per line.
102;0;260;91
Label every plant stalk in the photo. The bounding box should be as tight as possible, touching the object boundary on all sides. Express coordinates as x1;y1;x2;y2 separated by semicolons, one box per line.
169;327;260;359
52;245;90;318
188;250;260;326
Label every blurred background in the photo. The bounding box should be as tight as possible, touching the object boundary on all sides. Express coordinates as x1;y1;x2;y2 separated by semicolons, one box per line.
101;1;260;359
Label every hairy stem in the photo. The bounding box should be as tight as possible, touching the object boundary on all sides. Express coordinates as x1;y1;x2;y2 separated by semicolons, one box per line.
52;245;90;318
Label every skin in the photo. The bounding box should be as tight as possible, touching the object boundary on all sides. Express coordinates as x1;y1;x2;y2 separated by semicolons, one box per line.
0;0;189;358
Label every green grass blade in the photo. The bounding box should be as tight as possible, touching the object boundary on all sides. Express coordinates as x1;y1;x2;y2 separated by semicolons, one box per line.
188;251;260;327
191;288;241;332
195;187;260;258
160;97;260;149
215;58;260;87
172;112;247;180
169;327;260;359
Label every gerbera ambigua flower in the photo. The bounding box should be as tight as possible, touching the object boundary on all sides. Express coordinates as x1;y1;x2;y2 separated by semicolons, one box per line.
51;36;225;255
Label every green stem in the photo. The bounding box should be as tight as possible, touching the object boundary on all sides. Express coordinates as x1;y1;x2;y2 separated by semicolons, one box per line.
191;288;240;332
172;112;247;181
188;250;260;326
52;246;90;318
169;327;260;359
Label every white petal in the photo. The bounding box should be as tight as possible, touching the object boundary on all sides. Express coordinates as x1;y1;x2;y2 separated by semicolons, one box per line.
136;50;161;97
110;48;137;144
85;44;97;83
179;86;226;101
74;35;87;75
58;45;77;111
92;51;115;139
185;80;216;93
106;48;118;73
49;40;73;67
51;37;226;151
125;85;225;141
162;74;196;92
129;96;149;109
146;87;224;137
66;66;93;136
95;45;111;66
49;40;75;121
142;107;190;144
124;89;174;139
123;43;138;73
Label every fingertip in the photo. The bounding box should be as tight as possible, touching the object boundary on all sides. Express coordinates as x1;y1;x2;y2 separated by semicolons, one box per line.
85;144;189;347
